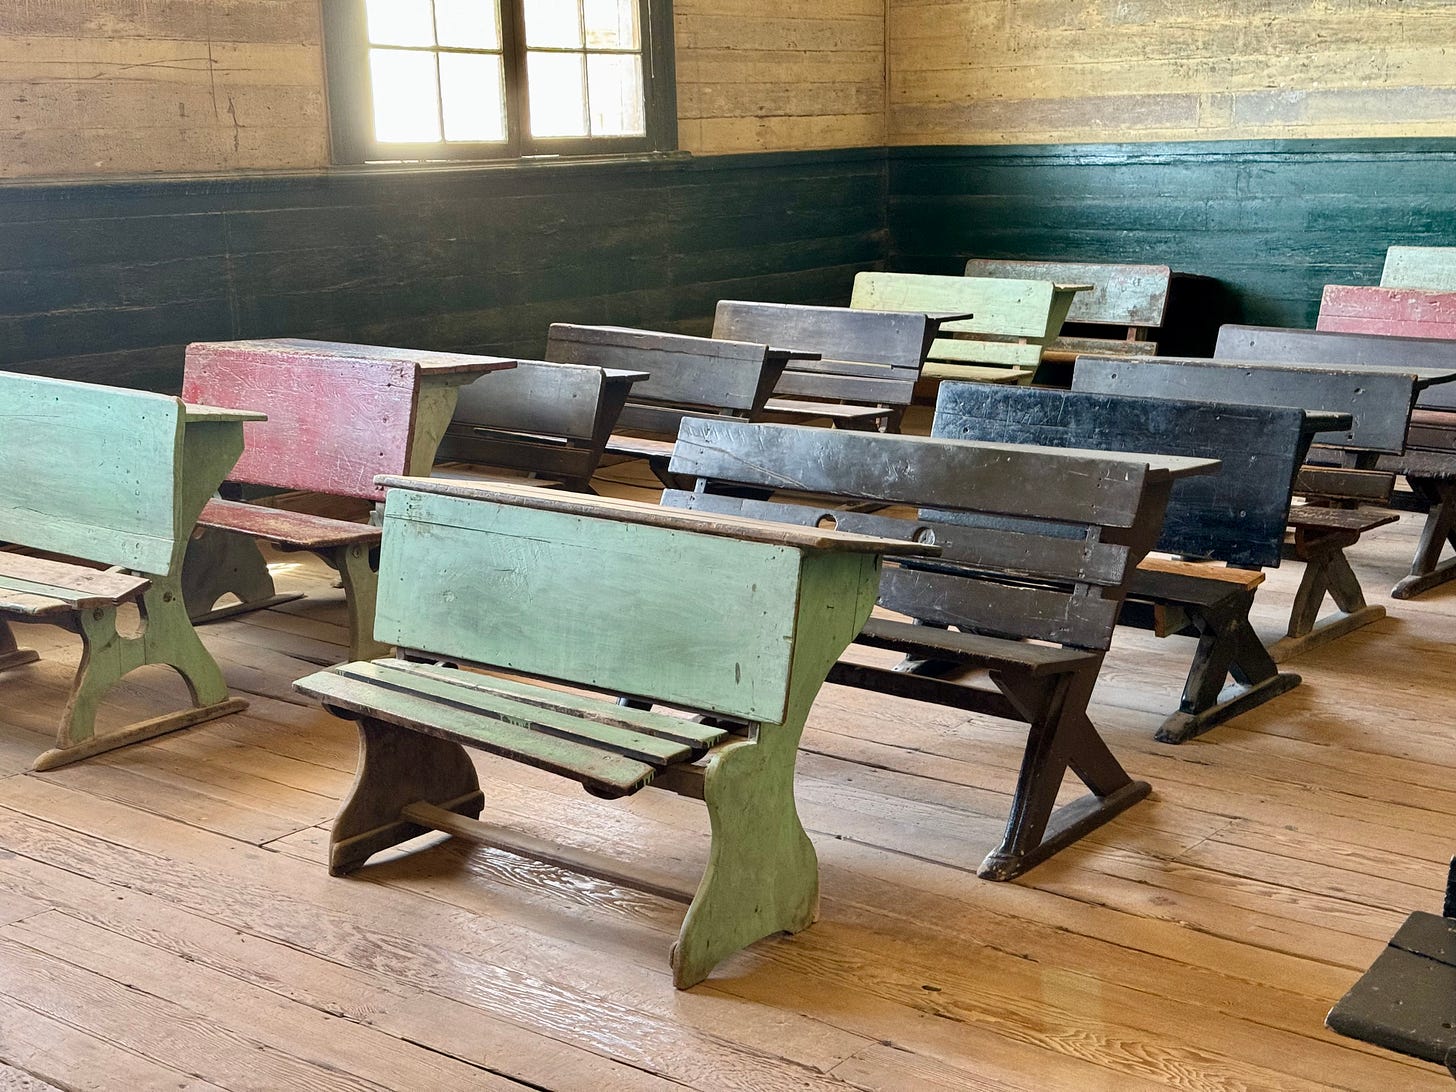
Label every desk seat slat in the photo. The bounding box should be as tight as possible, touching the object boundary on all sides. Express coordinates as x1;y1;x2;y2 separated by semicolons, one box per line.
0;555;150;607
881;564;1119;650
359;660;730;751
1286;505;1399;533
336;661;709;766
853;617;1098;676
198;499;382;550
298;667;660;797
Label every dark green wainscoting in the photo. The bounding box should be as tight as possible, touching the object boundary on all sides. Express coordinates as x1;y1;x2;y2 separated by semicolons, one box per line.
889;139;1456;333
0;149;886;392
7;139;1456;391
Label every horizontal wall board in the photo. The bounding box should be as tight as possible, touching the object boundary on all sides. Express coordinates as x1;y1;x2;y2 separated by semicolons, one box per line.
0;150;888;391
889;139;1456;333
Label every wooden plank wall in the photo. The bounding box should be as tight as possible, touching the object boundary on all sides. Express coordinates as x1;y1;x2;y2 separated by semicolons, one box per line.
0;151;886;392
0;0;887;181
0;2;328;177
888;140;1456;329
675;0;886;153
887;0;1456;146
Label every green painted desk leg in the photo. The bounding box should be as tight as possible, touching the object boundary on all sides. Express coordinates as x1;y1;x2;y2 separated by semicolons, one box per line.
670;552;880;989
407;383;467;476
327;542;388;662
33;577;247;771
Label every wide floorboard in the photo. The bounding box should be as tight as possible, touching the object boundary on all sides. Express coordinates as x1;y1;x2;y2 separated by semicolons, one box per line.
0;455;1452;1090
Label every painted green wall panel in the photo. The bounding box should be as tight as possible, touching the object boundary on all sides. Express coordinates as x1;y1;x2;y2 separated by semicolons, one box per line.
0;150;887;392
889;139;1456;333
6;141;1456;386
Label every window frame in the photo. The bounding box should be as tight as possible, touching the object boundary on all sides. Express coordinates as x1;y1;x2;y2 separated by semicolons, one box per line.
323;0;677;164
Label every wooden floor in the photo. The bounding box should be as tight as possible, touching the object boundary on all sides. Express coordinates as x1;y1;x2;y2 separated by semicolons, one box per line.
2;455;1454;1090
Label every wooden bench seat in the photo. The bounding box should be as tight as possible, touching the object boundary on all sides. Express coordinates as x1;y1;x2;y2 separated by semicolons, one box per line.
0;554;150;621
294;475;925;989
198;499;383;550
301;659;729;798
1074;353;1424;660
934;383;1339;741
0;373;258;770
540;323;798;484
1216;324;1456;600
438;357;646;491
181;339;514;660
1286;504;1399;533
849;271;1087;386
662;418;1217;878
712;301;952;432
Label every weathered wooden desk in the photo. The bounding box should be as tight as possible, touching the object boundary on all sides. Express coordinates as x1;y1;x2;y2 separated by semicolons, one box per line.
1073;353;1424;661
933;382;1347;742
439;357;646;491
181;339;514;659
712;301;963;432
662;418;1217;878
850;271;1086;385
1216;324;1456;599
296;475;929;988
0;373;260;770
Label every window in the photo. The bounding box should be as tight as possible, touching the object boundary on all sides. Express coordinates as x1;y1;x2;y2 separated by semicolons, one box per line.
324;0;676;163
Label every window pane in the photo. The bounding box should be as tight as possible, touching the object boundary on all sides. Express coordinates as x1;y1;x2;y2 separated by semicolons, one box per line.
434;0;500;48
440;52;505;141
586;53;644;136
525;0;583;48
527;52;587;137
582;0;638;48
370;48;442;141
365;0;436;46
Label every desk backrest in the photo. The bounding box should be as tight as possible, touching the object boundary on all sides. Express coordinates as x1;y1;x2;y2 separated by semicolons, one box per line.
1073;354;1418;455
713;301;933;408
851;272;1068;371
964;258;1172;329
440;357;625;483
184;339;434;501
372;477;910;724
1318;285;1456;341
1215;324;1456;412
1382;246;1456;292
0;372;186;574
665;418;1214;652
932;383;1311;568
545;324;782;435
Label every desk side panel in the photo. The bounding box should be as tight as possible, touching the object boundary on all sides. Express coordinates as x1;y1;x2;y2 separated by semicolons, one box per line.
183;342;417;500
0;373;179;573
374;488;800;723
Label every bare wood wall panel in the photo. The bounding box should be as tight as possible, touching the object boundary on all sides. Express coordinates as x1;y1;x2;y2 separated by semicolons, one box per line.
888;0;1456;146
0;2;327;178
0;0;889;178
675;0;887;153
